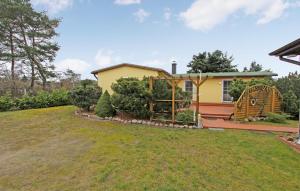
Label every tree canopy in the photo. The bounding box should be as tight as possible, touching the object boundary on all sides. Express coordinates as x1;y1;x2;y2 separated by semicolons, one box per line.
187;50;237;73
243;61;263;72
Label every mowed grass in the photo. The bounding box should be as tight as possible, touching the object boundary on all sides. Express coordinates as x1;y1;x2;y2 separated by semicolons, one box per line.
0;106;300;191
249;119;299;128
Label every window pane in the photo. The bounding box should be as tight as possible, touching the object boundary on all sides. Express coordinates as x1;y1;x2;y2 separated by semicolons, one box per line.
223;80;233;102
185;81;193;92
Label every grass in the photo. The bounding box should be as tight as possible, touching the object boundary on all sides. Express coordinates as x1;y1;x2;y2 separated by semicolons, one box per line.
249;119;299;128
0;106;300;190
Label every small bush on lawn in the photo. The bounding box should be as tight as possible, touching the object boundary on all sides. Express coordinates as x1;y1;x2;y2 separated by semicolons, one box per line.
69;84;102;111
266;112;287;123
0;95;14;111
176;110;194;125
95;90;115;117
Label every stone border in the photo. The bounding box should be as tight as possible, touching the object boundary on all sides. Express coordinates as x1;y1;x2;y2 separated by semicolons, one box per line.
277;136;300;154
75;110;198;129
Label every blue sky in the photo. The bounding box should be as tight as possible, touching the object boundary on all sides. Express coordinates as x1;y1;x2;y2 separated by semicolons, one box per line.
31;0;300;79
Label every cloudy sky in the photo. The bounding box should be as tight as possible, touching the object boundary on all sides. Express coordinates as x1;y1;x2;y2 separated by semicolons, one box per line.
32;0;300;79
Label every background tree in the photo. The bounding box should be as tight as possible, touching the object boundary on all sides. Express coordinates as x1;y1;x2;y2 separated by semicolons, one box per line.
243;61;263;72
275;72;300;118
0;0;25;96
187;50;237;73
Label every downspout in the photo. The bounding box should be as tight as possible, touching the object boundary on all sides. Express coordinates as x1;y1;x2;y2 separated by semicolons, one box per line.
93;73;98;80
279;56;300;66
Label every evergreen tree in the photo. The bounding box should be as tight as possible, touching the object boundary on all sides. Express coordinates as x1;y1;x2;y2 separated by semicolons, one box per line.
0;0;25;96
243;61;263;72
95;91;115;117
187;50;237;73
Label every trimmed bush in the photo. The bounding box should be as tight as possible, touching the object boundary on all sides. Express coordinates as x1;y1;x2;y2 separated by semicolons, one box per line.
0;95;14;111
176;110;194;125
95;91;114;117
266;112;287;123
69;84;102;111
111;78;151;119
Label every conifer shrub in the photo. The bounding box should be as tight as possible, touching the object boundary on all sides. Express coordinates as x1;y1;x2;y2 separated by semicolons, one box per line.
95;90;115;117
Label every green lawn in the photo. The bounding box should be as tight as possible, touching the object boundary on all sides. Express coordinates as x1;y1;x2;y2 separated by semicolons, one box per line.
249;119;299;128
0;106;300;191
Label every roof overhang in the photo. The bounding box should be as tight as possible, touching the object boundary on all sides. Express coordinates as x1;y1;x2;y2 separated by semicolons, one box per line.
91;63;171;77
269;38;300;66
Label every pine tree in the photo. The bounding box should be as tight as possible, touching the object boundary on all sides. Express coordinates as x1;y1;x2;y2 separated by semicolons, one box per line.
0;0;25;96
187;50;237;73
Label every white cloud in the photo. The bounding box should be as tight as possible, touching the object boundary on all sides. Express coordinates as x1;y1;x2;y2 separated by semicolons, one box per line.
31;0;73;14
55;58;90;74
164;8;172;21
95;49;121;68
114;0;141;5
133;9;150;23
180;0;292;31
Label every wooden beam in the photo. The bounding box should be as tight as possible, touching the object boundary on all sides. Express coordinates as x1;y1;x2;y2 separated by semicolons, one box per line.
149;77;154;121
196;76;200;125
155;99;186;102
172;79;176;123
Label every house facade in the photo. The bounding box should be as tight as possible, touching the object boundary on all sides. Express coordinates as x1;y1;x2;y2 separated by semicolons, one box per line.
91;63;277;104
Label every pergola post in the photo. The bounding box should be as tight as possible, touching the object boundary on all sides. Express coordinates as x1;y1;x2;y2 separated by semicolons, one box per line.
172;79;176;123
149;77;154;121
196;76;200;126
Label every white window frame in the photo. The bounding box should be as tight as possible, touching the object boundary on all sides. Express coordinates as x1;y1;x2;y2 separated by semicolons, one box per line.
222;79;233;103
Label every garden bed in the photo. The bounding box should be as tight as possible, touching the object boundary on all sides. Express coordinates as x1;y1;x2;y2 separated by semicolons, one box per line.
75;110;198;129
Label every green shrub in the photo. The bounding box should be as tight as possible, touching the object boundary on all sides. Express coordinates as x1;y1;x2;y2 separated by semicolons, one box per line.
0;95;14;111
111;78;151;119
176;110;194;125
69;84;102;111
16;96;36;110
95;91;114;117
50;89;71;106
266;112;287;123
229;78;273;101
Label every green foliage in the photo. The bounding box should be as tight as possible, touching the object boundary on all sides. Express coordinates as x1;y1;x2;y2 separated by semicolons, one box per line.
266;112;287;123
152;80;191;113
69;83;102;111
229;79;247;101
275;72;300;118
243;61;263;72
176;110;194;125
0;95;14;111
229;78;274;101
187;50;237;73
111;78;151;119
15;90;71;110
95;91;115;117
281;90;299;117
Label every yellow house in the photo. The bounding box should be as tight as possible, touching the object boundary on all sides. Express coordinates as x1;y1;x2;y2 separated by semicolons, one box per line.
91;63;277;104
91;63;170;95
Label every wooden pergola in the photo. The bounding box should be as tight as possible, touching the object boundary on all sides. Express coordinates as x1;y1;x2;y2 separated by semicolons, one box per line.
269;38;300;137
149;72;209;125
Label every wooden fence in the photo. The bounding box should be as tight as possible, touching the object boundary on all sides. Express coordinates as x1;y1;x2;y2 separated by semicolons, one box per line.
234;85;282;120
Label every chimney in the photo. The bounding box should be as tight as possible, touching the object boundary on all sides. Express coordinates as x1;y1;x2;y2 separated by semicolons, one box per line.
172;61;177;74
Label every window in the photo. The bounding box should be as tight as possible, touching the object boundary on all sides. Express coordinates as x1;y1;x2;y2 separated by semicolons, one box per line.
185;80;193;93
223;80;233;102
